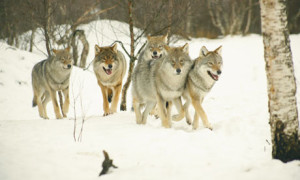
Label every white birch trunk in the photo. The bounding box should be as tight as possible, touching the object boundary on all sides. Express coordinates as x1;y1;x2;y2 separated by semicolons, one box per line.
260;0;300;162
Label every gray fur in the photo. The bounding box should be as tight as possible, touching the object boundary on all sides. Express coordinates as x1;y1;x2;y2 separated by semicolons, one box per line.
31;48;73;119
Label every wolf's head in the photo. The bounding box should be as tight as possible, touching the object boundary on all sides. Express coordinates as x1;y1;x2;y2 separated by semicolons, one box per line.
162;43;192;76
197;46;223;81
52;47;73;70
93;44;120;76
144;34;168;60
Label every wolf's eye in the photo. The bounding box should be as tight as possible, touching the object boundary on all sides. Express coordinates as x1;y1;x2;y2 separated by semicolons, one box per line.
217;61;221;65
208;62;213;66
180;59;184;64
171;60;176;66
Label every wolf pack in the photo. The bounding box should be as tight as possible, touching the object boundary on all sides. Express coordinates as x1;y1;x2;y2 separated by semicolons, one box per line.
31;34;223;130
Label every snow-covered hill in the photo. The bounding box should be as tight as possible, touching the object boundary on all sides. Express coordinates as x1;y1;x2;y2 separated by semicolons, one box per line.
0;20;300;180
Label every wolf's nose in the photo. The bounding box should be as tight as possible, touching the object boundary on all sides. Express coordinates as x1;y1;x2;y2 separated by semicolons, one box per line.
108;64;113;69
176;68;181;73
67;64;72;69
153;51;157;55
217;70;222;75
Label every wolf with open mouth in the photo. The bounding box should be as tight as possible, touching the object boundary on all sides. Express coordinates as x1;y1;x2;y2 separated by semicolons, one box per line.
93;43;127;116
172;45;223;130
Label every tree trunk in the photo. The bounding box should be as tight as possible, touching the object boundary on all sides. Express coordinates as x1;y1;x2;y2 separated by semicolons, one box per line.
260;0;300;162
244;0;252;35
43;0;52;56
71;31;79;66
78;30;89;68
29;28;36;52
167;0;173;43
120;0;135;111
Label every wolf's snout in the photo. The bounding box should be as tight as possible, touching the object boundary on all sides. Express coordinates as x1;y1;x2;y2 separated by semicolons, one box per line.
108;64;113;69
217;70;222;75
176;68;181;74
67;64;72;69
153;51;157;55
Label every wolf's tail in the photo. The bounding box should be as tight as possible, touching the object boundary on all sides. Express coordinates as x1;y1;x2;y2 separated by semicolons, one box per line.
32;97;37;107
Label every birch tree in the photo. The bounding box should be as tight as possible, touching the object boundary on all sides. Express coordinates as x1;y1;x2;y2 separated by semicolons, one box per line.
260;0;300;162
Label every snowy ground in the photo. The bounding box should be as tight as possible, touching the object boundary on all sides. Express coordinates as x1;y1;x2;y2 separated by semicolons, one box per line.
0;20;300;180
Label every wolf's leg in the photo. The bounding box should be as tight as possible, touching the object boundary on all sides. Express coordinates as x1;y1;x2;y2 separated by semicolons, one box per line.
42;91;51;119
110;83;122;113
49;89;63;119
133;97;142;124
98;81;110;116
62;87;70;117
193;112;199;130
191;99;212;130
142;101;156;124
172;97;185;121
184;100;192;125
156;94;170;128
166;101;173;127
35;91;48;119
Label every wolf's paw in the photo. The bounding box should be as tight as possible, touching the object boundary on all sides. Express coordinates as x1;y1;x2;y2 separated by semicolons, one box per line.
186;119;192;125
172;114;184;121
103;112;112;116
56;114;63;119
205;123;213;131
41;115;49;119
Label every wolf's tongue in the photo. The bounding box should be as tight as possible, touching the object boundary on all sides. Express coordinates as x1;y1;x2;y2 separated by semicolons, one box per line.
106;69;112;75
212;74;218;80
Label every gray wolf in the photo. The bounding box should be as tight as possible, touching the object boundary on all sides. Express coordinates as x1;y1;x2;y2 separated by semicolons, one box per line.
174;46;223;130
134;34;169;117
138;34;168;63
132;43;192;128
93;43;127;116
32;47;73;119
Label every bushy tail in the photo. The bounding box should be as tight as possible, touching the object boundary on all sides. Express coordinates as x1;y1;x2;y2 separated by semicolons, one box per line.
32;97;37;107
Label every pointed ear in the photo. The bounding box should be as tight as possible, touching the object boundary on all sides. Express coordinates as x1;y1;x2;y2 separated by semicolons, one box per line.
111;43;118;53
52;49;58;54
65;47;70;52
214;45;222;55
163;33;168;43
164;45;170;52
199;46;209;57
95;45;101;55
182;43;189;54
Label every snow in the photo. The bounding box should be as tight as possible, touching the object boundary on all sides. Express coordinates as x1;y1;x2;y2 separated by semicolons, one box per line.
0;20;300;180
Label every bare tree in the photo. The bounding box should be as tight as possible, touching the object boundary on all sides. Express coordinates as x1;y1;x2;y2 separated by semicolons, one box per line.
120;0;135;111
260;0;300;162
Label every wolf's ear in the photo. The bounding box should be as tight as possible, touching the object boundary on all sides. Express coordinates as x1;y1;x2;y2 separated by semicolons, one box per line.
65;47;70;52
163;33;168;43
214;45;222;55
199;46;209;57
111;43;118;53
182;43;189;54
147;35;151;41
52;49;58;55
95;45;101;55
164;45;170;52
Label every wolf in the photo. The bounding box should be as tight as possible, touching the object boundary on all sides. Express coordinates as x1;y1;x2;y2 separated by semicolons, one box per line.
133;34;169;117
93;43;127;116
132;43;192;128
138;34;168;63
32;47;73;119
174;46;223;130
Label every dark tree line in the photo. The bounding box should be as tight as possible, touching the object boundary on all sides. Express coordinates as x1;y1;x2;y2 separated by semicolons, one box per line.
1;0;300;46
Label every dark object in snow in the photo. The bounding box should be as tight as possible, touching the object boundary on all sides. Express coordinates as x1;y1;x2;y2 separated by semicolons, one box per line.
99;150;118;176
